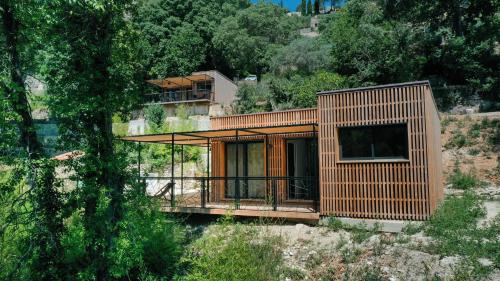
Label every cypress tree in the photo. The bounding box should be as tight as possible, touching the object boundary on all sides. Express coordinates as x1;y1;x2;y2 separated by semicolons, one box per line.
301;0;306;15
307;0;313;15
314;0;320;14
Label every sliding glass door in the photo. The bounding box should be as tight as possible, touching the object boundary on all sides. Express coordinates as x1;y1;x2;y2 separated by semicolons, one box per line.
286;138;318;200
225;142;265;199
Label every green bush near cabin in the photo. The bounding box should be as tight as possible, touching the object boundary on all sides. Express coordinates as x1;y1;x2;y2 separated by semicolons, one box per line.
175;221;285;281
424;192;500;271
448;169;480;190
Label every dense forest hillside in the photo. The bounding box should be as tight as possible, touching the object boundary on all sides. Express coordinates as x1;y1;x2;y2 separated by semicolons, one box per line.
132;0;500;113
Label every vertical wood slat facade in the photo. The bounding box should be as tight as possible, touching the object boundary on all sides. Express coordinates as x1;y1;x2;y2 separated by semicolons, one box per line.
210;109;318;205
211;108;318;129
318;82;442;220
209;81;442;220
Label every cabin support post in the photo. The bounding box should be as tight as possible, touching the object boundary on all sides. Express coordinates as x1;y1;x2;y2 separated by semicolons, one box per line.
313;125;319;212
235;130;240;209
265;134;270;207
137;142;141;182
180;144;184;196
171;134;175;207
206;138;210;203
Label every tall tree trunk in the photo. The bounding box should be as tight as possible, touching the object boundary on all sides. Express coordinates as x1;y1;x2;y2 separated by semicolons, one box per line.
78;10;125;280
1;1;40;157
1;1;63;280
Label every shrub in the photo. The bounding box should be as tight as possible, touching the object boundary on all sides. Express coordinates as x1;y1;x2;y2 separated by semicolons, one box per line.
402;222;422;235
448;169;479;190
424;192;500;269
445;129;468;149
467;148;480;156
425;192;485;239
61;190;185;280
145;104;166;130
281;267;306;280
176;223;284;281
468;123;481;139
326;217;344;231
326;217;378;243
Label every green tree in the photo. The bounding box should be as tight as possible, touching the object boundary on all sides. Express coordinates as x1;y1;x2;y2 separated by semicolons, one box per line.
0;1;63;280
213;3;302;80
150;23;206;77
307;0;313;15
41;1;143;279
270;37;332;77
144;104;166;131
380;0;500;102
266;71;347;109
234;83;272;113
324;0;423;85
314;0;320;14
301;0;307;14
135;0;250;79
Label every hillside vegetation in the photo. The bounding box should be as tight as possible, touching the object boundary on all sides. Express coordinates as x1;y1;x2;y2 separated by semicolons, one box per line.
1;0;500;281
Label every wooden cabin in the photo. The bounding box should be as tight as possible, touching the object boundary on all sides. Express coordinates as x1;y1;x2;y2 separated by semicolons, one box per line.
123;81;443;221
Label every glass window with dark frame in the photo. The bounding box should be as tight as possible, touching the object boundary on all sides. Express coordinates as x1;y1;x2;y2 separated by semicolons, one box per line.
339;124;409;160
225;142;265;199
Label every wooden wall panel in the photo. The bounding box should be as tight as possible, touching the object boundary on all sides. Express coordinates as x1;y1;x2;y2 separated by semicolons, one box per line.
210;108;318;203
211;108;317;129
318;82;442;220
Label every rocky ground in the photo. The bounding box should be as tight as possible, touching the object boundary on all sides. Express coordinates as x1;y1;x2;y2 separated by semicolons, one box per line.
256;223;499;281
441;112;499;187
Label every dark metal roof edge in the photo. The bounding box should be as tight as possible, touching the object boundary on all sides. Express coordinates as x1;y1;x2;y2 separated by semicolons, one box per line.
316;80;431;96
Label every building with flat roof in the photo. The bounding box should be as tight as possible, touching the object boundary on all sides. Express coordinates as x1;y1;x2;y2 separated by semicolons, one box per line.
125;81;443;222
144;70;238;117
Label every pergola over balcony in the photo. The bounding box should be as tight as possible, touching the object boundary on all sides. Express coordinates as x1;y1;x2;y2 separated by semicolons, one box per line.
145;73;214;104
121;123;320;220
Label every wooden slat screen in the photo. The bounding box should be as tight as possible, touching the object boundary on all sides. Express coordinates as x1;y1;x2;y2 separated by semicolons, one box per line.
318;83;442;220
211;108;318;129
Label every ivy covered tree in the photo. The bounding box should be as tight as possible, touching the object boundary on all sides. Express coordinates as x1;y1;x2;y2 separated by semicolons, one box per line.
0;1;63;280
40;1;145;279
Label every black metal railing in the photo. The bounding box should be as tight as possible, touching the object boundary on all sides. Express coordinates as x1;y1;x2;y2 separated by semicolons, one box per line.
140;176;319;213
144;89;211;104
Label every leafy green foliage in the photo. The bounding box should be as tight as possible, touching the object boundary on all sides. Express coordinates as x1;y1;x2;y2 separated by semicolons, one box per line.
291;71;346;108
150;23;206;77
234;83;272;114
445;129;469;149
59;188;185;281
135;0;250;78
448;168;479;190
424;192;500;268
0;94;18;163
270;37;331;77
324;0;423;85
176;223;284;281
381;0;500;103
145;104;167;130
213;2;303;79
